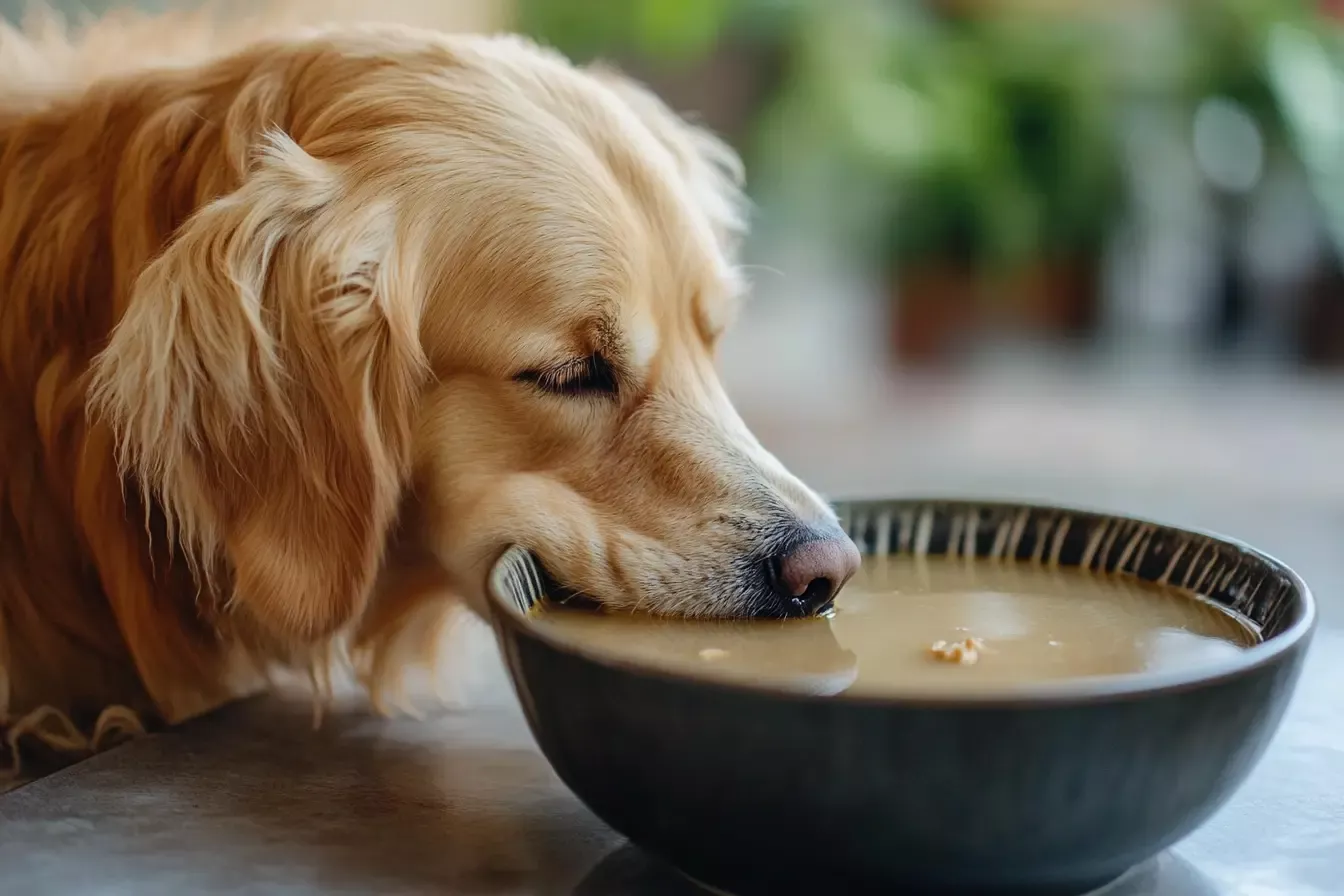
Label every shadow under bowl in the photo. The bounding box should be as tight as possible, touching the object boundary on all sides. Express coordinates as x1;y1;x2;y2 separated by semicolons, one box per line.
486;499;1315;896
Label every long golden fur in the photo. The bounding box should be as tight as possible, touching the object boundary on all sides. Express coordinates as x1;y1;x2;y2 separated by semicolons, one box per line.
0;4;850;771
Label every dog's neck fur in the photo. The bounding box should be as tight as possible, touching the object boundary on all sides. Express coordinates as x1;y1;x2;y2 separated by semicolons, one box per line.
0;30;304;726
0;13;482;732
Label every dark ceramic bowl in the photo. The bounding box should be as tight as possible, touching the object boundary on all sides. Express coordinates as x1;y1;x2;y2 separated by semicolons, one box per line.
487;499;1315;896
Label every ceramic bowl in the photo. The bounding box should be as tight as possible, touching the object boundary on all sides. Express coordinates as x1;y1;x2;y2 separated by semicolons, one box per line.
487;499;1315;895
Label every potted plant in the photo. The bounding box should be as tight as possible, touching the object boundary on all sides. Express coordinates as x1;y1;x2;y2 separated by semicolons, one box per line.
868;13;1123;363
980;18;1123;340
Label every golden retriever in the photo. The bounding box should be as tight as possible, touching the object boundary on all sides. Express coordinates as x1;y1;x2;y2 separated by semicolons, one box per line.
0;3;859;764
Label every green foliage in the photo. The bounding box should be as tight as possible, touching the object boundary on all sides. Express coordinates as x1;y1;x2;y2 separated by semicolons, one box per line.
517;0;1319;274
516;0;797;64
863;11;1124;269
744;2;1128;270
1182;0;1314;121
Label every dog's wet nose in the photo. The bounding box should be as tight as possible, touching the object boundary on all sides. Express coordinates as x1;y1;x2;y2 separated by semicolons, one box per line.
767;535;862;617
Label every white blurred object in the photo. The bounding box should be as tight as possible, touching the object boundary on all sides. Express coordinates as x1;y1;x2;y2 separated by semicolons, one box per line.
1101;101;1219;352
1193;97;1265;196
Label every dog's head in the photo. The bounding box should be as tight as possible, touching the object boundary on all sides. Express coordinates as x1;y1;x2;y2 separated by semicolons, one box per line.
89;30;859;649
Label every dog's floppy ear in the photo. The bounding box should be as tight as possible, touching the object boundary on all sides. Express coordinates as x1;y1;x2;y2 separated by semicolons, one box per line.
89;132;426;644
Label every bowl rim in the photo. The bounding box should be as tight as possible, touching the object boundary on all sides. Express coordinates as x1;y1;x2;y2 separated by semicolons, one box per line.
486;497;1317;708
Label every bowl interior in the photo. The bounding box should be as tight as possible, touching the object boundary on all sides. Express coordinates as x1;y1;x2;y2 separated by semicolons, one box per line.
488;498;1315;703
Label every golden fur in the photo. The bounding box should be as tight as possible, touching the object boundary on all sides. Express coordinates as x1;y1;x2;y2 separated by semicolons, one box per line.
0;4;842;765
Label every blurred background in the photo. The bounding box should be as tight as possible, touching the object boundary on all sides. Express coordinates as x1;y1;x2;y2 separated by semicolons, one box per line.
516;0;1344;517
503;0;1344;518
6;0;1342;512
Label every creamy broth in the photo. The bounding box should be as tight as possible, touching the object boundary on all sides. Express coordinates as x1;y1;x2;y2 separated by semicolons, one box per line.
529;555;1260;695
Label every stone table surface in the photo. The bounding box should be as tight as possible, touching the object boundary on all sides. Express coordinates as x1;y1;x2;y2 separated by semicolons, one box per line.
2;456;1342;895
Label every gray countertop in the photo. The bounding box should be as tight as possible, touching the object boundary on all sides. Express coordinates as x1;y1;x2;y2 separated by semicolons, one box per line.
2;458;1341;895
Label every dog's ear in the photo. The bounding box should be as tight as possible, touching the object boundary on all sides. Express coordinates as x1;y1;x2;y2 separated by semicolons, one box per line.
89;132;427;644
588;66;749;260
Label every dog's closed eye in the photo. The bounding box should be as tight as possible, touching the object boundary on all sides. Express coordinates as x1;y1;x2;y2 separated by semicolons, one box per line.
515;353;618;398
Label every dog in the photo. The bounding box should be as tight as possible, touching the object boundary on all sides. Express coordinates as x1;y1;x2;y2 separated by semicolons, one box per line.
0;4;860;762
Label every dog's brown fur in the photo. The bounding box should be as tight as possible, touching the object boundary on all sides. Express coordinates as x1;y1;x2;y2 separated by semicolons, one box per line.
0;4;843;757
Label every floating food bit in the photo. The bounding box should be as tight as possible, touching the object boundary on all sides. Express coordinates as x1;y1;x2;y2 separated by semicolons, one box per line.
698;648;730;662
929;637;985;665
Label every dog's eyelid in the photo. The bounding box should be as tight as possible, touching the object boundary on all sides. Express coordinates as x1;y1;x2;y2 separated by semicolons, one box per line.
514;352;619;398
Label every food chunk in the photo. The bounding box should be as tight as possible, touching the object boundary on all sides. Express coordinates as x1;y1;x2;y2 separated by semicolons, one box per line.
928;637;985;665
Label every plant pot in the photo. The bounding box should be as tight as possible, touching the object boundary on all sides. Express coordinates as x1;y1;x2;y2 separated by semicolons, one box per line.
1295;258;1344;368
998;257;1103;340
887;265;984;367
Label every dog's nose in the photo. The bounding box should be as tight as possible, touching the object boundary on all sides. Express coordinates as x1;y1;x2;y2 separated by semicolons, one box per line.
766;535;862;617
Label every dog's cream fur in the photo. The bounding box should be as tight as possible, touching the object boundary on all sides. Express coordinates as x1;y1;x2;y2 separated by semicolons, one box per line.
0;4;840;758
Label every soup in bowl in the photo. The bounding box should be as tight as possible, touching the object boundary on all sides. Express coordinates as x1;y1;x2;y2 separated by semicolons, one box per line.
530;554;1261;697
487;499;1314;895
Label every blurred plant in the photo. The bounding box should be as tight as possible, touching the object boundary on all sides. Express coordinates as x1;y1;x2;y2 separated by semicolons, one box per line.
890;17;1122;274
516;0;802;66
517;0;728;62
750;2;1124;276
1267;18;1344;252
1180;0;1306;128
518;0;1323;292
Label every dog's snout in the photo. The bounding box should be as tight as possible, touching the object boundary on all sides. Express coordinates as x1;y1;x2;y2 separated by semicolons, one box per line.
764;534;862;617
